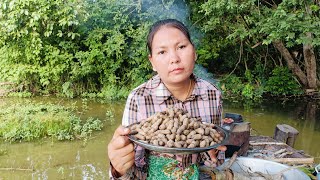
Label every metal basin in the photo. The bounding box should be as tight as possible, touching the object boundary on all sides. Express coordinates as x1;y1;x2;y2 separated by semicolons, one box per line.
218;157;310;180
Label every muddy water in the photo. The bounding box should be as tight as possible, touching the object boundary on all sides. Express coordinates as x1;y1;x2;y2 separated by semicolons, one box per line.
0;97;319;179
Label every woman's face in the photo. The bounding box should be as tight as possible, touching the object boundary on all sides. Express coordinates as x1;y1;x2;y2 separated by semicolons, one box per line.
148;26;196;85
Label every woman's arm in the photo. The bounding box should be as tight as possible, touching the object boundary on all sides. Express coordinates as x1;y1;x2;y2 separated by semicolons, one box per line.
108;92;148;179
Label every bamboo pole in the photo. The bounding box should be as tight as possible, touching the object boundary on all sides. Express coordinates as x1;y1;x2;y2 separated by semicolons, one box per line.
249;141;287;146
271;158;314;164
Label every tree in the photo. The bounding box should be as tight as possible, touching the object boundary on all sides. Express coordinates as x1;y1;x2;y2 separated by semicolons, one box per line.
0;0;194;97
0;0;87;93
197;0;320;93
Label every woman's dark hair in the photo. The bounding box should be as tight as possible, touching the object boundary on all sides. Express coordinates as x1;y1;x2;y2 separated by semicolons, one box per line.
147;19;193;55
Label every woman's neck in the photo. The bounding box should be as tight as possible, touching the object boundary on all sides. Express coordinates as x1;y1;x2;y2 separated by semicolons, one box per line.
165;78;193;101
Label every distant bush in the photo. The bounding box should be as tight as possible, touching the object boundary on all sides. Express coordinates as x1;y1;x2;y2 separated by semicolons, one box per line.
265;67;303;96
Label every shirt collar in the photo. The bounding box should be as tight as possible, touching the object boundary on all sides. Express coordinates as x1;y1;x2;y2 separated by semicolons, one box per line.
151;74;209;104
153;76;172;104
193;76;209;101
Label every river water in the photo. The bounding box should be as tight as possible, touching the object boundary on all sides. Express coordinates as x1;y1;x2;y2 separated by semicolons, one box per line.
0;97;319;179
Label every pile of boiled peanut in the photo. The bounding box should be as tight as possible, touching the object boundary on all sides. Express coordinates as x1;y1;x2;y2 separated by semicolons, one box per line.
129;106;224;148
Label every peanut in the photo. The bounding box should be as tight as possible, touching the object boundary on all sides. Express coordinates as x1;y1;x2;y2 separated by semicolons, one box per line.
130;106;225;148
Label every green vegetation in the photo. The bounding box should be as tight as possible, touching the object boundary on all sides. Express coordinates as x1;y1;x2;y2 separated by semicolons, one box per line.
0;0;153;98
192;0;319;99
0;101;103;142
0;0;319;100
265;67;303;96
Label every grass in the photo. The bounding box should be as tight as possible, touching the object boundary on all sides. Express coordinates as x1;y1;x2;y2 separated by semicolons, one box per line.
0;101;104;142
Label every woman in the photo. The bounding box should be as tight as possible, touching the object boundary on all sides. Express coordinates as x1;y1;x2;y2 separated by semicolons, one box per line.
108;19;225;179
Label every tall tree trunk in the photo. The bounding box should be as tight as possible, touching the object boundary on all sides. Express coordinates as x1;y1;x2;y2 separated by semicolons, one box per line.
304;3;319;89
303;34;317;89
272;40;308;87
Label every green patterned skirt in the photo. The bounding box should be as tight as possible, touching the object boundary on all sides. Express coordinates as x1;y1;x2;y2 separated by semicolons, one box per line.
147;155;199;180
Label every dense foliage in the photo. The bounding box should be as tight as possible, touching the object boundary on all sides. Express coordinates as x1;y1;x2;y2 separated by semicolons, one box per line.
0;0;319;99
191;0;319;99
0;0;153;98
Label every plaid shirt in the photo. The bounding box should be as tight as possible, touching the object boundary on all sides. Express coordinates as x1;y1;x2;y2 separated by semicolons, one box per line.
111;74;223;179
122;74;222;126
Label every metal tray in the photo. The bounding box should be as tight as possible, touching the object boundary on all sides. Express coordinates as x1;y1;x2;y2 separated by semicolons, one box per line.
127;124;229;154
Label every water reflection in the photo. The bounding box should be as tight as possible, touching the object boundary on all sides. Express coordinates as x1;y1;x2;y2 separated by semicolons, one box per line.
0;97;319;179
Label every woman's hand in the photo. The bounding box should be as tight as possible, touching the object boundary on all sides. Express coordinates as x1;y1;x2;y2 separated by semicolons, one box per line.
207;145;227;166
108;125;135;176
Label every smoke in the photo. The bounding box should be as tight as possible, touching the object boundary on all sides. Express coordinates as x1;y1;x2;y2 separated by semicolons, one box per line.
194;64;219;87
140;0;189;23
137;0;202;47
